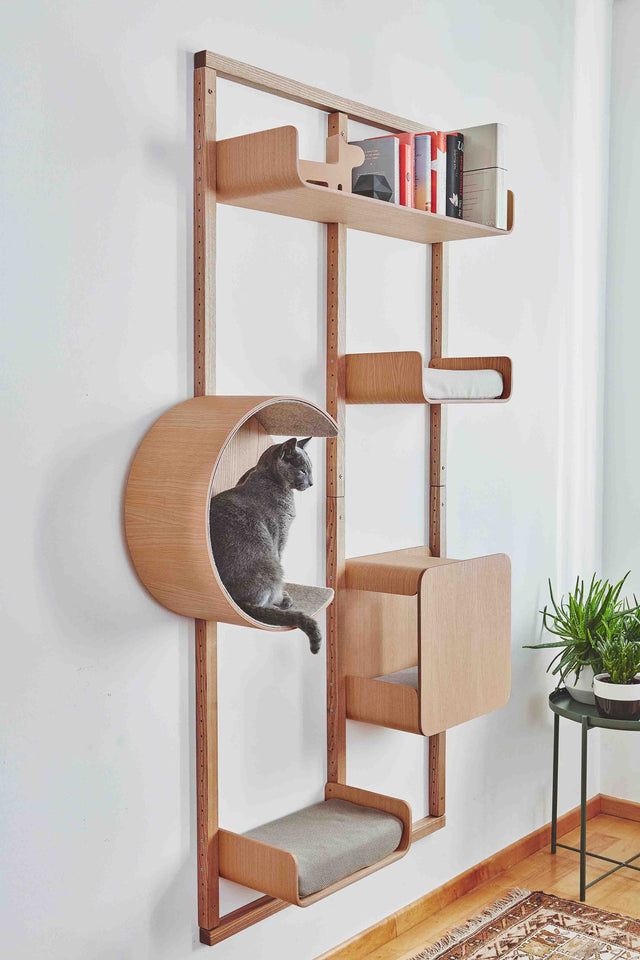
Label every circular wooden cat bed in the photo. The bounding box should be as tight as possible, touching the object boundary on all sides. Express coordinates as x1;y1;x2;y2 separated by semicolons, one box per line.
125;396;338;628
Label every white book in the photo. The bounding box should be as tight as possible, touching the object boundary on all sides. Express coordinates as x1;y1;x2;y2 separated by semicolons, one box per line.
463;167;507;230
458;123;507;229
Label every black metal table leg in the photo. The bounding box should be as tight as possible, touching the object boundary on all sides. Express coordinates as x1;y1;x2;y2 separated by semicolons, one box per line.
549;689;640;901
551;712;559;854
580;716;589;901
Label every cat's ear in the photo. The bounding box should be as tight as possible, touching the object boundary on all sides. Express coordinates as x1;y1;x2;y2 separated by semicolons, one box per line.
280;437;297;458
298;437;312;449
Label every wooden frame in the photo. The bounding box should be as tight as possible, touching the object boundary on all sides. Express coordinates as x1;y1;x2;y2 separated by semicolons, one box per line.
345;352;512;404
343;548;512;735
218;783;412;906
186;51;513;945
217;126;515;243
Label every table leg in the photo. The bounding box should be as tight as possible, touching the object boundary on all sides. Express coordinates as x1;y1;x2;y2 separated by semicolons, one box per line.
551;712;559;854
580;716;589;901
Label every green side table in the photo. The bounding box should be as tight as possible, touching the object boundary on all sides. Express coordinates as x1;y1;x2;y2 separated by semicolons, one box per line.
549;688;640;901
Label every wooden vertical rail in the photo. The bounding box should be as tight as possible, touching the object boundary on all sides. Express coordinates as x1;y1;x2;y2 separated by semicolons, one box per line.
194;65;219;935
326;112;348;785
428;242;448;820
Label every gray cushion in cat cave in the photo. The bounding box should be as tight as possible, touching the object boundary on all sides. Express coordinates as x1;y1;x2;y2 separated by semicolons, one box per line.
285;582;334;617
243;798;403;898
376;667;419;690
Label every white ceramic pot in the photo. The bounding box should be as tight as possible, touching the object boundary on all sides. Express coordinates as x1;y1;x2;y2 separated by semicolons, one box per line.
594;673;640;721
565;665;595;704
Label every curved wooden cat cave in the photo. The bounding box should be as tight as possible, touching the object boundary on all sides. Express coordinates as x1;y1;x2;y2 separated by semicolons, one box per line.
124;395;337;629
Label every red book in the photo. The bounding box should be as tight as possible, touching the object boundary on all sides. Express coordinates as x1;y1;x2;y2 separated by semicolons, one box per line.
371;133;414;207
428;131;446;214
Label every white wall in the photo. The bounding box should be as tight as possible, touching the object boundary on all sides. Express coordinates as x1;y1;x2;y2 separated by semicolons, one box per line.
1;2;612;958
601;0;640;801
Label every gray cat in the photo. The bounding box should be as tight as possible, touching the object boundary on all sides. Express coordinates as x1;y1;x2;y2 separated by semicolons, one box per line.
209;437;323;654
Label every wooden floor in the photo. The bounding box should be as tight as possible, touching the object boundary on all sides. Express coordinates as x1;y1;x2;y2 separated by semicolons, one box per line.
360;814;640;960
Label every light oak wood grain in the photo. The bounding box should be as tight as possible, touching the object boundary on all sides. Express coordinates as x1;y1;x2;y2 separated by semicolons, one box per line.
428;733;446;818
219;785;412;907
346;675;421;734
419;554;511;735
194;50;429;133
427;243;447;823
342;590;418;679
194;65;219;935
299;133;364;191
125;395;337;625
345;352;512;404
346;546;452;596
326;112;348;785
216;127;515;245
412;815;447;842
343;549;511;736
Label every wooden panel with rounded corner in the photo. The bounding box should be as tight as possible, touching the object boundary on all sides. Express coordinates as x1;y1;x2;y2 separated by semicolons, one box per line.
418;554;512;736
124;395;337;627
345;352;512;404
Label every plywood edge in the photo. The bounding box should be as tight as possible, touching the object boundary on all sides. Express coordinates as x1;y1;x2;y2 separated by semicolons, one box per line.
218;829;300;904
193;51;429;133
412;814;446;842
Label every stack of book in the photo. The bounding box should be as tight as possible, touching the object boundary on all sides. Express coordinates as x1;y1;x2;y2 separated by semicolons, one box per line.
349;123;507;229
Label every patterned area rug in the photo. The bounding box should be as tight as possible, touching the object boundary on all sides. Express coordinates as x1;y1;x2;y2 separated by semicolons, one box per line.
410;889;640;960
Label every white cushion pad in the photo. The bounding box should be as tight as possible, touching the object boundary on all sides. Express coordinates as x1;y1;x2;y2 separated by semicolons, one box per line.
423;367;503;400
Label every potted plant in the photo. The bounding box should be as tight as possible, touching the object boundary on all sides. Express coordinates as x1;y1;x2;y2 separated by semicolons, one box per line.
524;574;633;704
594;626;640;721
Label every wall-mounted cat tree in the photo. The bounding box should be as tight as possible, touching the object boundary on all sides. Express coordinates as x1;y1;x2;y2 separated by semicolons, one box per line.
124;50;514;946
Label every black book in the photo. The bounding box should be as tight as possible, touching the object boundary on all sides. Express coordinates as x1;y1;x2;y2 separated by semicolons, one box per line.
446;133;464;218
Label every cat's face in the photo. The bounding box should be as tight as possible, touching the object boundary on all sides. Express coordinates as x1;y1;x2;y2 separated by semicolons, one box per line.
276;437;313;490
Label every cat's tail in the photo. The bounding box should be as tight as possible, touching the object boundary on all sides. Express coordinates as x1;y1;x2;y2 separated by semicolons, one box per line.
241;604;323;655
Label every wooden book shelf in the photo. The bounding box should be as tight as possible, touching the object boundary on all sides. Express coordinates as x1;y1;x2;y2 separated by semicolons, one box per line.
343;548;512;736
217;126;515;244
345;352;512;404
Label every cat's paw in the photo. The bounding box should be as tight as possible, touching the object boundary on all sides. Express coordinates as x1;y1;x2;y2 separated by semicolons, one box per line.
278;591;293;609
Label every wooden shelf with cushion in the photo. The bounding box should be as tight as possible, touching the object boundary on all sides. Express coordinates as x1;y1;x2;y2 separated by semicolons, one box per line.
343;547;511;736
216;126;515;244
219;783;411;905
124;395;337;629
346;352;512;404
